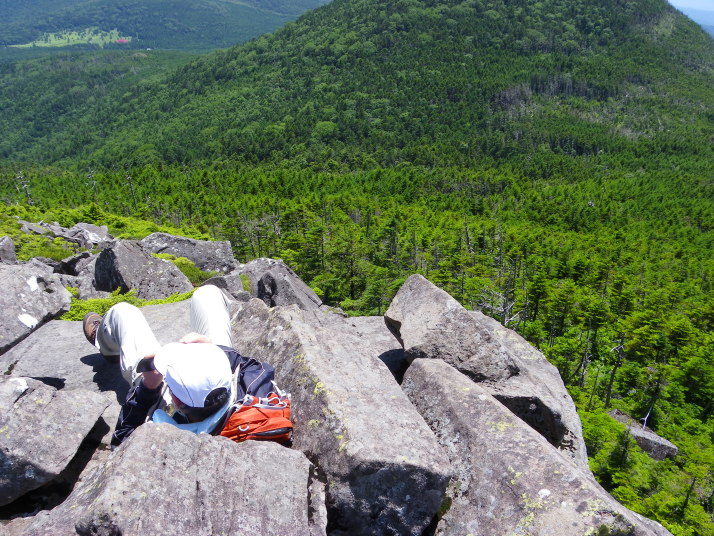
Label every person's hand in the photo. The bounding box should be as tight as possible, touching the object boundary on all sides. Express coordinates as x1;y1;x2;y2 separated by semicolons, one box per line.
142;370;163;389
179;332;211;344
140;353;163;389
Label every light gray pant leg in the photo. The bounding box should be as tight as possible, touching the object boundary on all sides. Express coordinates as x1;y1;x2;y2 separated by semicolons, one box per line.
190;285;234;348
95;302;161;385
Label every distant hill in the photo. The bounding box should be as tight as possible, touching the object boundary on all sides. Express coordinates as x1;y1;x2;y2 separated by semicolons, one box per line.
2;0;712;170
0;0;329;52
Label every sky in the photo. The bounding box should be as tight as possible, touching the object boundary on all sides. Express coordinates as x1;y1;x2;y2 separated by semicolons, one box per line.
668;0;714;10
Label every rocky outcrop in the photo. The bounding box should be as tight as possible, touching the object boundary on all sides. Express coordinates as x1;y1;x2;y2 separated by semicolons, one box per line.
385;274;588;466
0;250;673;536
231;298;452;536
403;359;672;536
609;410;679;460
71;223;115;250
67;255;113;300
201;272;252;301
0;376;109;507
54;251;93;276
140;232;237;273
385;274;519;382
94;240;193;299
220;258;324;311
350;315;409;382
20;424;326;536
0;236;17;263
52;251;108;299
0;262;71;355
16;220;114;250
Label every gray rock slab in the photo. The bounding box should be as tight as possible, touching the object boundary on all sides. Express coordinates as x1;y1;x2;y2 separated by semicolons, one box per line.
17;220;48;236
72;256;111;299
55;251;92;276
236;258;324;310
140;232;237;273
71;222;115;250
1;515;32;535
403;359;673;536
385;274;519;382
386;274;587;466
608;410;679;460
0;236;16;263
16;221;113;250
94;240;193;299
0;262;71;355
0;301;191;445
470;309;588;466
202;273;253;301
349;316;407;382
31;257;61;271
20;423;325;536
231;299;452;536
0;377;109;506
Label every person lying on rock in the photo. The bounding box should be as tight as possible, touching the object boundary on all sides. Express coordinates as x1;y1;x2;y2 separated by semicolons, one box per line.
82;285;253;448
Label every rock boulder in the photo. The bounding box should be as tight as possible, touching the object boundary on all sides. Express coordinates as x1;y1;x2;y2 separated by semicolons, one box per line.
0;262;71;355
385;274;587;466
403;359;672;536
140;232;237;273
231;299;452;536
232;258;323;310
71;222;115;250
16;221;114;250
0;236;16;263
349;316;408;382
94;240;193;299
20;423;326;536
201;273;252;301
54;251;93;276
385;274;519;382
70;256;112;299
608;410;679;460
0;376;109;507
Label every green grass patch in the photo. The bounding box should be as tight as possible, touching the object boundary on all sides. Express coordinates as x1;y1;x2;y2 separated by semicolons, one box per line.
240;273;251;292
12;233;76;261
151;253;220;286
61;288;194;320
10;28;131;49
0;213;78;261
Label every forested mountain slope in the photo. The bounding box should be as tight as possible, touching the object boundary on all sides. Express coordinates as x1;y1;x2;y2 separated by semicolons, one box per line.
0;50;203;161
1;0;713;533
0;0;329;51
2;0;712;169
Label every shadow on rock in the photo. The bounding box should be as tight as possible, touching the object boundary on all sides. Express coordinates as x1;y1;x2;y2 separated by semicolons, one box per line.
80;353;129;403
377;348;408;384
0;418;111;520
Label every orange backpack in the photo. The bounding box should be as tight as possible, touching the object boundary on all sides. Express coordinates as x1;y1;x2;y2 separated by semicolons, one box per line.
220;391;293;445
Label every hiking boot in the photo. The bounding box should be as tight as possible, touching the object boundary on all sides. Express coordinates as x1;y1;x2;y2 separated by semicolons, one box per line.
83;312;102;346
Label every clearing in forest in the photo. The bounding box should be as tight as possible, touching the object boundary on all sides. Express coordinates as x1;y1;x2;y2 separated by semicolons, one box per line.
9;28;132;48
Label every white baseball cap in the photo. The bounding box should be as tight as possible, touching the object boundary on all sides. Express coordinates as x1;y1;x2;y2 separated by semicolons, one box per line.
152;342;232;408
